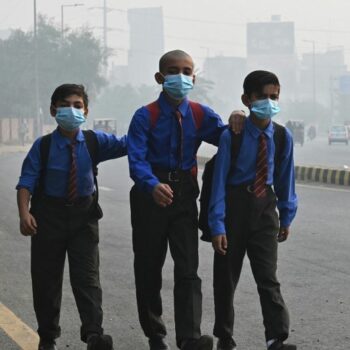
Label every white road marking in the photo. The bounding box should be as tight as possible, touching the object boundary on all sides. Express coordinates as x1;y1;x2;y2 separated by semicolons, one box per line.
296;183;350;193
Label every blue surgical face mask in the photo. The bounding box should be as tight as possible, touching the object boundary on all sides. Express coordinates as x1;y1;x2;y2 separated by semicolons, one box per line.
55;107;86;131
163;73;194;100
251;98;280;120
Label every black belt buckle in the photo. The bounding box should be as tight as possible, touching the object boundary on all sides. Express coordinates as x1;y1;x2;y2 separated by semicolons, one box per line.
168;170;180;183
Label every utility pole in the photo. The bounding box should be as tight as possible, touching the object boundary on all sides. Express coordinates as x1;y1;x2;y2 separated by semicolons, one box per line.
61;3;84;42
33;0;41;137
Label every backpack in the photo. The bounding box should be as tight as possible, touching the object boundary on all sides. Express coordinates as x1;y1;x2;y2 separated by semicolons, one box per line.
146;100;205;177
31;130;102;217
198;122;286;242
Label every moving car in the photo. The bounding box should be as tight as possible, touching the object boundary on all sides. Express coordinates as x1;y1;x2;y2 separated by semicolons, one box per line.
328;125;348;145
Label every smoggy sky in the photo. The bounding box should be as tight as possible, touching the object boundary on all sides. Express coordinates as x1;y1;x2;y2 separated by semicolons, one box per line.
1;0;350;69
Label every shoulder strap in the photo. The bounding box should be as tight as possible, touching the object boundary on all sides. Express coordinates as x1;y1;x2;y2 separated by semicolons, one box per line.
188;101;205;130
229;130;244;174
272;122;286;176
146;101;161;129
82;130;99;177
146;100;205;130
40;133;52;171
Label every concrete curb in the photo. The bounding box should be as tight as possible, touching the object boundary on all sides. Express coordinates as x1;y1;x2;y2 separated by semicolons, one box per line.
197;156;350;187
295;165;350;186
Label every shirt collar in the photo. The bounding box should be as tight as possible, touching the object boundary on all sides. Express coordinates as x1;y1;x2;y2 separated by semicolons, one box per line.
246;116;274;139
157;91;190;118
52;128;85;149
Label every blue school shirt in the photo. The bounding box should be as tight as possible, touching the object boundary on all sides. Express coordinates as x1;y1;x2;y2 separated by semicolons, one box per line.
16;128;127;197
209;117;298;236
127;92;226;193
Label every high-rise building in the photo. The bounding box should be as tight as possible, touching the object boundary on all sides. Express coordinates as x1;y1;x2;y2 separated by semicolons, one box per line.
246;16;298;101
127;7;164;86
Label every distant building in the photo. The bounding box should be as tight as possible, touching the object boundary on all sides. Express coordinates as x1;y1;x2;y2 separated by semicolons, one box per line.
246;16;298;101
300;48;347;108
202;55;247;110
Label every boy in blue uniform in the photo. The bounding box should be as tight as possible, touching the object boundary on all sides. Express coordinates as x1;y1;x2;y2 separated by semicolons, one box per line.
127;50;231;350
209;71;298;350
16;84;127;350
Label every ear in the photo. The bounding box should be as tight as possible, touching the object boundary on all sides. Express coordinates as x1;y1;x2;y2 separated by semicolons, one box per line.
50;105;56;118
192;74;196;85
241;94;250;108
84;107;89;118
155;72;164;85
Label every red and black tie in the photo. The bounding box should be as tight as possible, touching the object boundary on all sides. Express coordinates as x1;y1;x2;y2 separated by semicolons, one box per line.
175;110;184;168
253;133;268;198
67;141;78;203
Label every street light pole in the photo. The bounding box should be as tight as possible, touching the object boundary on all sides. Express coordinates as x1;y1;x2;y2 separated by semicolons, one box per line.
303;40;316;120
61;3;84;40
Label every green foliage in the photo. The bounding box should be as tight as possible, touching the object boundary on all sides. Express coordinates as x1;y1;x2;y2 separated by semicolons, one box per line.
0;16;106;121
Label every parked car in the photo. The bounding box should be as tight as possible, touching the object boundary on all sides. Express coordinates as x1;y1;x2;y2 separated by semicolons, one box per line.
93;118;117;134
328;125;349;145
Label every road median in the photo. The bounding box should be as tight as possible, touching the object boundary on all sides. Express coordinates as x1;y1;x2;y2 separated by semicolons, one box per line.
197;156;350;187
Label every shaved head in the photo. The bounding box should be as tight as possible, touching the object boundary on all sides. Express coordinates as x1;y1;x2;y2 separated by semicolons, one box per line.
159;50;194;73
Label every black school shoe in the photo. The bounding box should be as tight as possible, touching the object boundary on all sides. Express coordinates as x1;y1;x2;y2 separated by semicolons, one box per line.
149;336;170;350
217;337;237;350
38;339;57;350
269;340;297;350
181;335;213;350
87;334;114;350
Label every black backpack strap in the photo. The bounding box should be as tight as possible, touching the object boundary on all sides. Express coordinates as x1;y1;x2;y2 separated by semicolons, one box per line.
82;130;99;177
38;133;52;192
229;130;243;175
272;122;286;177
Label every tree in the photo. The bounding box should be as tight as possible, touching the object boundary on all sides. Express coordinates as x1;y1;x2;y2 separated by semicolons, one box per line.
0;16;106;122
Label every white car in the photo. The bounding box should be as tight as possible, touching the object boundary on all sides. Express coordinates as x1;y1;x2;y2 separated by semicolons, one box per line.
328;125;349;145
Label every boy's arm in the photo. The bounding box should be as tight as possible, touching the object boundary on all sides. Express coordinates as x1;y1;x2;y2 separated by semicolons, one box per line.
198;107;246;146
198;106;226;146
17;188;37;236
127;108;160;194
16;139;42;236
208;129;232;254
273;128;298;242
95;132;127;162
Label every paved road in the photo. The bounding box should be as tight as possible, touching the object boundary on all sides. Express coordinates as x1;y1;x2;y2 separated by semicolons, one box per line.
0;153;350;350
198;135;350;170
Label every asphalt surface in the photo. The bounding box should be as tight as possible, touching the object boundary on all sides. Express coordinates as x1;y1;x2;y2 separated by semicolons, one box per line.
0;152;350;350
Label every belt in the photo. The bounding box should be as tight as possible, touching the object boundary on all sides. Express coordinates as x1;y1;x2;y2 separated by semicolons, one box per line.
42;194;95;207
153;168;192;183
230;183;272;193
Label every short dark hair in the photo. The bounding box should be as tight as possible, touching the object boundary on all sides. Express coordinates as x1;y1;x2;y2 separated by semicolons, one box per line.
51;84;89;107
159;50;193;72
243;70;280;97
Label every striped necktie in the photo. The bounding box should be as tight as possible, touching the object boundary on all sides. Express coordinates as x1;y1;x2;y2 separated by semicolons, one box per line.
175;110;184;168
67;141;78;202
253;133;268;198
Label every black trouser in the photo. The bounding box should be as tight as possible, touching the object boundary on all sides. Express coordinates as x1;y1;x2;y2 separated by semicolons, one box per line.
30;195;103;343
130;174;202;348
213;185;290;342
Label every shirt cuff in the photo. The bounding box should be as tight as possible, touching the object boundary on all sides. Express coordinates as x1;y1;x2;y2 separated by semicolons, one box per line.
210;223;226;237
16;184;34;194
144;178;160;194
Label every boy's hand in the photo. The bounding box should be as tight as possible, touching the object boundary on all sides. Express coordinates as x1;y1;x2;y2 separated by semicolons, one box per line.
278;226;290;242
152;183;173;207
228;110;246;134
212;234;228;255
20;212;37;236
